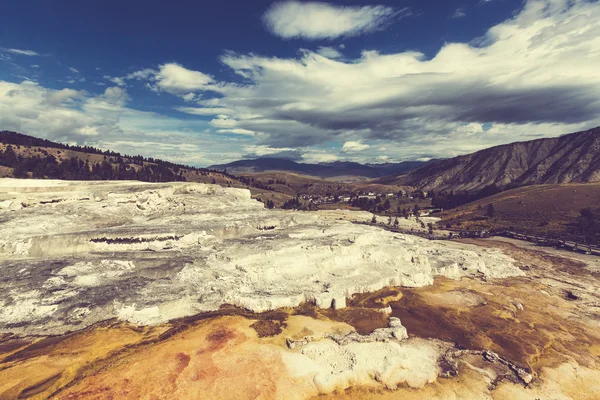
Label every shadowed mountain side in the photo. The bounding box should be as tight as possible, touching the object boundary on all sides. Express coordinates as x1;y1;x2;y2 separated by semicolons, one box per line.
377;127;600;192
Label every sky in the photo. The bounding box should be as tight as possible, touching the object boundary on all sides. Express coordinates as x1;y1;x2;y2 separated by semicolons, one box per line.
1;0;599;166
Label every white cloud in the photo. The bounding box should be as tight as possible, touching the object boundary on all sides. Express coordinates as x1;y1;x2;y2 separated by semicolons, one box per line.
99;86;130;106
302;152;339;163
127;68;155;80
316;46;343;59
46;88;84;105
262;1;398;39
451;7;467;19
198;0;600;157
69;67;80;73
0;79;250;166
243;145;296;157
0;48;40;56
154;63;214;94
180;93;196;102
209;115;237;128
109;64;217;96
31;65;40;68
176;107;235;116
217;128;255;136
0;80;121;140
3;0;600;165
342;141;370;152
104;75;126;86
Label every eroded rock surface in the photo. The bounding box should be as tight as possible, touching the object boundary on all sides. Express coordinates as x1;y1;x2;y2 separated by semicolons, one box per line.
0;179;521;335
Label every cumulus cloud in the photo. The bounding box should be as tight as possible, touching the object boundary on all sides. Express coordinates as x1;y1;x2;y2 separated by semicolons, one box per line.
0;80;122;141
262;1;399;39
342;141;370;152
316;46;343;59
106;64;217;97
179;0;598;158
0;79;250;165
45;88;84;105
4;0;600;165
153;63;214;93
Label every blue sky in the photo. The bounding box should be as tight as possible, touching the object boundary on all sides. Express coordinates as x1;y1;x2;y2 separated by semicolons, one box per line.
1;0;599;166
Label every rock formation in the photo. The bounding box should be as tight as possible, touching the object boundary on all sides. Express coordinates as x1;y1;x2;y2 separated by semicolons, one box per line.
0;179;521;336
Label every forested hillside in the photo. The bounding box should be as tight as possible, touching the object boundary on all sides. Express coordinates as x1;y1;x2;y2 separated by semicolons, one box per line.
0;130;241;185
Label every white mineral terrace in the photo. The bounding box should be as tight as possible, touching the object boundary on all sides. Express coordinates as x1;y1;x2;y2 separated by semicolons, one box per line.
0;179;522;335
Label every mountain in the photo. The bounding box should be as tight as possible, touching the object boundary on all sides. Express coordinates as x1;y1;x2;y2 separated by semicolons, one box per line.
209;158;428;179
379;127;600;192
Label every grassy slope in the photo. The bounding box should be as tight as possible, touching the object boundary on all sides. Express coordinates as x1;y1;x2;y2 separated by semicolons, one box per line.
0;143;250;189
438;183;600;236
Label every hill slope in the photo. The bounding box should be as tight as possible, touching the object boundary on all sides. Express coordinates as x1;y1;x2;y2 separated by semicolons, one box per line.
381;127;600;192
209;158;428;179
0;130;253;188
438;183;600;238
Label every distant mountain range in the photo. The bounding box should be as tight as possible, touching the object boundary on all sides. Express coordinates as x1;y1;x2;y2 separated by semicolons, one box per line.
4;126;600;194
378;127;600;192
209;158;430;179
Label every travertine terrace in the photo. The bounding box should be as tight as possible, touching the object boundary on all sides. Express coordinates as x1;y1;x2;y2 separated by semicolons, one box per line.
0;179;520;335
1;179;600;399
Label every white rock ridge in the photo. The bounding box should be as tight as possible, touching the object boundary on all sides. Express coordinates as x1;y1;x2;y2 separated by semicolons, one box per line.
0;179;522;335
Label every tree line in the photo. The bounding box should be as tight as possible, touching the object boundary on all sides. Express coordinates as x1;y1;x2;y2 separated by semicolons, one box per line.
430;185;503;209
0;144;186;182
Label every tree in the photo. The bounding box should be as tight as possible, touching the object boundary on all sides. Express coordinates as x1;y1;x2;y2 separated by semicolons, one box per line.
402;208;409;219
573;208;600;243
383;199;391;211
266;199;275;209
394;217;399;227
388;216;392;225
371;214;377;224
0;145;18;167
427;222;434;235
486;203;496;218
413;204;420;219
12;162;29;178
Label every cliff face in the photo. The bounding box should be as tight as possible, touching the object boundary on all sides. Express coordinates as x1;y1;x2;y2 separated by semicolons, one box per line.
390;127;600;192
